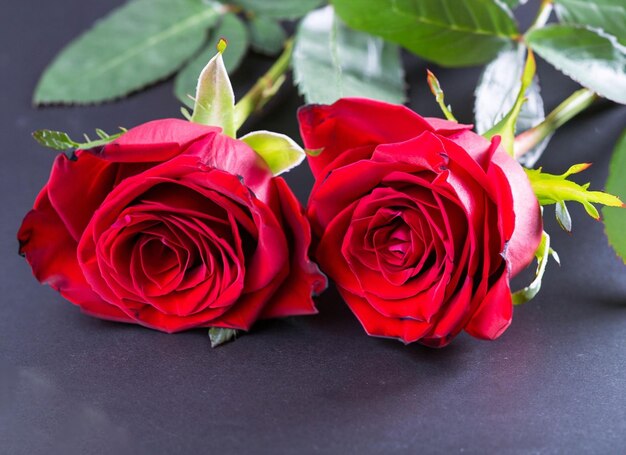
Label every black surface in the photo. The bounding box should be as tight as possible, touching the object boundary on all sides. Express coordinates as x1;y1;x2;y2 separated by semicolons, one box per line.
2;2;626;454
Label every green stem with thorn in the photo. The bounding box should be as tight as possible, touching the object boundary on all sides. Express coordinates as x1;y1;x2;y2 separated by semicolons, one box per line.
528;0;553;31
233;38;294;130
514;88;598;159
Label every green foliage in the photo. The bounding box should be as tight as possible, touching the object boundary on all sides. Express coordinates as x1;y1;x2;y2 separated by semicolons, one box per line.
526;25;626;105
603;129;626;263
32;128;126;151
331;0;519;67
526;163;624;226
175;13;248;108
554;0;626;45
228;0;324;20
249;16;286;56
475;45;548;167
208;328;239;347
293;6;405;104
34;0;223;104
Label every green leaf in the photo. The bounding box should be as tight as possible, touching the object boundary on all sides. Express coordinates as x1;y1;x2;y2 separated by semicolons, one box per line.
475;45;549;167
227;0;324;20
32;130;78;151
190;39;236;137
32;128;126;151
332;0;519;67
426;70;457;122
249;16;286;56
554;0;626;45
34;0;223;105
603;129;626;262
175;13;248;108
293;6;406;104
208;327;239;347
526;25;626;105
512;231;557;305
526;163;624;222
484;49;536;156
240;130;305;175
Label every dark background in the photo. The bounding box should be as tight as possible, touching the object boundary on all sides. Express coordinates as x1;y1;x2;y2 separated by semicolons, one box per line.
2;1;625;454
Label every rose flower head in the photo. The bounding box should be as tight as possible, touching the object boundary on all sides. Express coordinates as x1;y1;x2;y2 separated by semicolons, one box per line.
18;44;326;340
18;119;326;334
300;98;542;347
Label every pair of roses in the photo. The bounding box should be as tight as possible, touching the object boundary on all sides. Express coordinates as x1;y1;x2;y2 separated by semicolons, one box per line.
18;98;542;347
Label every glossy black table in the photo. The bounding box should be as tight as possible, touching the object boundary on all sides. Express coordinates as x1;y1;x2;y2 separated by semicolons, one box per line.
2;1;625;453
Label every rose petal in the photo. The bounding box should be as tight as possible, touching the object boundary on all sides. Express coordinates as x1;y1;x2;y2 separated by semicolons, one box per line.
299;98;433;179
18;188;132;323
422;276;473;346
93;119;219;162
424;117;473;135
491;150;543;277
339;288;432;344
46;153;118;240
465;266;513;340
185;132;273;201
259;178;327;319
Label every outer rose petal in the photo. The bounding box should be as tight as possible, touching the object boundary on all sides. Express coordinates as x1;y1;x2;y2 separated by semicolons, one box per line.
259;178;327;319
465;269;514;340
441;128;542;276
46;152;119;240
298;98;433;179
339;287;431;344
97;120;274;201
17;187;132;323
424;117;474;135
93;119;220;162
185;132;273;202
491;150;543;277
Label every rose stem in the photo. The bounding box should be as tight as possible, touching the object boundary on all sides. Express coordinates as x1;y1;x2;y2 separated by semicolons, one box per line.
528;0;554;32
233;38;294;130
514;88;598;159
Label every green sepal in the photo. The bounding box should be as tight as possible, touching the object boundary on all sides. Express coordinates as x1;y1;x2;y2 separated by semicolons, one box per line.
525;163;624;227
175;13;249;108
240;130;305;175
484;49;536;156
512;231;559;305
208;327;239;347
190;38;236;137
32;127;126;152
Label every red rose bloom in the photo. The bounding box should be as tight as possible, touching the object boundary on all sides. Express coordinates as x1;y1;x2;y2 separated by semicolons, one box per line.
18;119;326;333
300;98;542;347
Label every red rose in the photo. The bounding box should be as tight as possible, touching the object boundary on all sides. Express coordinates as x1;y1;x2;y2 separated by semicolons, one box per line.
299;98;542;347
18;119;326;333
